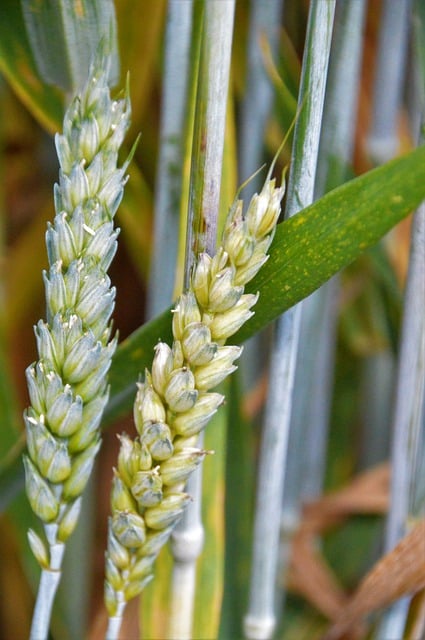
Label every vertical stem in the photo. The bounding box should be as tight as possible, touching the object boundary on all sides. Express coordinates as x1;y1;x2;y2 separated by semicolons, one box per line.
244;310;301;640
377;17;424;635
377;199;425;639
359;352;395;467
368;0;413;163
244;3;335;639
284;2;335;218
239;0;284;192
147;0;193;318
286;279;338;501
105;595;126;640
168;2;235;638
284;0;367;517
30;570;62;640
30;539;65;640
183;0;235;283
315;0;367;195
237;0;285;396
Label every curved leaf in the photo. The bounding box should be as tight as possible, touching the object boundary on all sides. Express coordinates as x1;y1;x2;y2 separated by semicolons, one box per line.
106;144;425;423
21;0;119;93
0;0;63;133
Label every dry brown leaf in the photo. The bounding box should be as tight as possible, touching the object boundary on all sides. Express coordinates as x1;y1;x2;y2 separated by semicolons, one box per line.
242;369;269;419
322;519;425;640
282;464;390;629
287;532;348;621
300;464;390;535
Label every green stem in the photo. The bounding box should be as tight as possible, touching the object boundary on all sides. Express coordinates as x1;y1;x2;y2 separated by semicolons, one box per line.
244;2;336;638
147;0;194;318
105;594;125;640
183;0;235;281
285;0;367;522
30;542;65;640
377;191;425;640
169;2;235;637
368;0;412;163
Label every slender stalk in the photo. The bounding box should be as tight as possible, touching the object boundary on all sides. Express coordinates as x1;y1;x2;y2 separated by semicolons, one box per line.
377;197;425;640
408;0;425;140
147;0;193;318
368;0;413;163
168;509;204;640
284;0;367;519
315;0;367;196
237;0;285;395
105;597;126;640
239;0;284;192
244;3;336;639
376;7;423;632
170;3;235;637
31;571;61;639
30;538;65;640
59;475;95;638
183;0;235;278
218;5;284;634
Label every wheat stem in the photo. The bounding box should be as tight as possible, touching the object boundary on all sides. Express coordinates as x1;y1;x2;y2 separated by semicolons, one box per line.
244;2;336;638
30;544;65;640
368;0;412;163
147;0;194;318
377;198;425;640
284;0;367;519
169;2;235;637
239;0;284;197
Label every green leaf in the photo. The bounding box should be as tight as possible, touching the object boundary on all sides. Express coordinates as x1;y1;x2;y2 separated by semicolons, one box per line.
21;0;119;94
0;0;63;133
219;373;254;640
115;0;166;130
106;145;425;423
193;386;227;639
0;0;119;133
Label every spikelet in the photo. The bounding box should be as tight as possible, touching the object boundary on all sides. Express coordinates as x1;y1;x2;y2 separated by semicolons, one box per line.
24;54;131;567
105;175;285;618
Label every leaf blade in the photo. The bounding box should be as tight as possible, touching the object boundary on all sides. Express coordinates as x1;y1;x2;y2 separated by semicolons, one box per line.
106;145;425;423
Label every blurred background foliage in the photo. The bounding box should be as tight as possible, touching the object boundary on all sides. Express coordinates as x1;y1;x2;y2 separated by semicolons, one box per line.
0;1;423;639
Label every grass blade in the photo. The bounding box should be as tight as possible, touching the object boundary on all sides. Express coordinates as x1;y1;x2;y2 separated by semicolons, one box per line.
0;0;63;133
21;0;119;94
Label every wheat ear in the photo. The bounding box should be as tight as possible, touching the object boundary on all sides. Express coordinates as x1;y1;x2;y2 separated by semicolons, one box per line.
104;174;285;638
24;54;131;640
